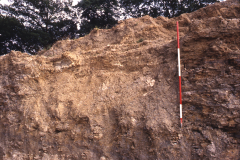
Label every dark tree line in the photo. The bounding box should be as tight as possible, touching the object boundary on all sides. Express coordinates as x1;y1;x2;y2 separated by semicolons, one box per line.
0;0;219;55
0;0;78;54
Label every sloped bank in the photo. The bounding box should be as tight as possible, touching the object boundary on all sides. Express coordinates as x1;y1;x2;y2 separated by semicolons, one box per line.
0;1;240;159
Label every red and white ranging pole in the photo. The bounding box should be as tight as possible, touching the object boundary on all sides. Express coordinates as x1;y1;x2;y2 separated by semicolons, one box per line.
177;21;182;128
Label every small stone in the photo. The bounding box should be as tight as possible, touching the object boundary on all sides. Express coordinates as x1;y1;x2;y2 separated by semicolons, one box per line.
100;156;106;160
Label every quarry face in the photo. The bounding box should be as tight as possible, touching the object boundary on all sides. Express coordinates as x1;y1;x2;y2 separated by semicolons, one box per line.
0;1;240;159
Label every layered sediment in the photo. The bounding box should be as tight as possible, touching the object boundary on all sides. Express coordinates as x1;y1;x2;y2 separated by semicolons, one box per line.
0;1;240;159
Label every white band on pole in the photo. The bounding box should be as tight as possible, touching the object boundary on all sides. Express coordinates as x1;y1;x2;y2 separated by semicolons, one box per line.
180;104;182;118
178;48;181;77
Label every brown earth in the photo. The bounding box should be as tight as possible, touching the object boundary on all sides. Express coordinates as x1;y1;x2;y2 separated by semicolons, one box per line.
0;1;240;159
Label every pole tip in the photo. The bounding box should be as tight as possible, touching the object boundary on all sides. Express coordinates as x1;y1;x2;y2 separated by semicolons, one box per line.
180;118;182;128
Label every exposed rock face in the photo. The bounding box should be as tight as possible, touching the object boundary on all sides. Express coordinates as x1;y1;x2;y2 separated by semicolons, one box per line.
0;1;240;159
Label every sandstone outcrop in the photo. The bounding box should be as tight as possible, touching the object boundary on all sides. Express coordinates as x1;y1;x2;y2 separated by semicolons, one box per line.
0;1;240;159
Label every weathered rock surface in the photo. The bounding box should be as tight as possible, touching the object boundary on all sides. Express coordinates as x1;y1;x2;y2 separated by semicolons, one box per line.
0;1;240;159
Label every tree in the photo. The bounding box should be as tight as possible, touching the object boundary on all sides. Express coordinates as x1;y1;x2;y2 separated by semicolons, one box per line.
0;15;51;55
120;0;219;19
75;0;119;36
120;0;145;18
0;0;78;54
10;0;78;38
